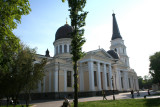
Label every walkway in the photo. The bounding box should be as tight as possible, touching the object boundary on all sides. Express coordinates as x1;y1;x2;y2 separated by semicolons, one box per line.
30;91;160;107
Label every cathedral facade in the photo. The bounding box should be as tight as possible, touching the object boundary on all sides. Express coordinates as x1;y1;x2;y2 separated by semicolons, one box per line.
34;13;139;99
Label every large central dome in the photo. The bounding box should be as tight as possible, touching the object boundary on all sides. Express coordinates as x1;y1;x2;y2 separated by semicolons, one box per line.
55;24;73;40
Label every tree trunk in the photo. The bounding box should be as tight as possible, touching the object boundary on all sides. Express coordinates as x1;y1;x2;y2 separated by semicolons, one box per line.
6;97;9;107
74;62;78;107
25;93;29;107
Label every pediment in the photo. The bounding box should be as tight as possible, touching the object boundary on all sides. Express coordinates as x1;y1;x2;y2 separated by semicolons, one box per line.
87;49;112;59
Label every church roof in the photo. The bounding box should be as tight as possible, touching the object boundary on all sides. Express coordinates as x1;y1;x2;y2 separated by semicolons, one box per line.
107;50;119;59
111;13;122;40
55;24;73;41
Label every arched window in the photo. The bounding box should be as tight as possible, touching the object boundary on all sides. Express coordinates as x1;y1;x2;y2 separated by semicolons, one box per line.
60;45;62;54
56;46;58;54
64;45;67;53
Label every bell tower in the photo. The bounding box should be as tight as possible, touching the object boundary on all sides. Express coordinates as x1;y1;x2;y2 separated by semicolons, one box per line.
110;13;130;67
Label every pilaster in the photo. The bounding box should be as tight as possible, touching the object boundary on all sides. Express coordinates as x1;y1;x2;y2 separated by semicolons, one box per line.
103;64;107;90
49;71;51;92
97;62;102;90
109;64;113;90
88;61;95;91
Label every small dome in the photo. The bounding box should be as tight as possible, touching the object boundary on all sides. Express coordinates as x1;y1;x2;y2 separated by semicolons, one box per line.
107;50;119;59
55;24;73;40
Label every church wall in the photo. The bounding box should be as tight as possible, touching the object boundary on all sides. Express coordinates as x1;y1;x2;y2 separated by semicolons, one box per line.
45;71;49;92
51;70;54;92
83;71;89;91
67;87;73;92
59;70;64;92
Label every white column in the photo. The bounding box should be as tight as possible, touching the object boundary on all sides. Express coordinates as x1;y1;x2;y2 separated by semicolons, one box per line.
54;70;58;92
131;76;134;90
109;64;113;90
88;61;95;91
97;62;102;90
136;78;139;90
134;78;136;90
103;64;107;90
116;70;122;91
67;44;69;53
124;71;128;90
38;81;41;92
43;76;45;92
62;44;64;53
79;63;84;91
72;71;74;91
64;70;67;92
49;71;51;92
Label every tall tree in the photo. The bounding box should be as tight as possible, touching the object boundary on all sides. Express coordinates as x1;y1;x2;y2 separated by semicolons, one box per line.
0;1;31;105
138;76;143;89
0;0;31;90
149;51;160;85
12;44;47;107
62;0;88;107
0;0;31;77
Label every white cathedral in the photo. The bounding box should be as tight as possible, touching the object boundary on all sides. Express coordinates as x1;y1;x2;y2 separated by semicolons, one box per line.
34;13;139;99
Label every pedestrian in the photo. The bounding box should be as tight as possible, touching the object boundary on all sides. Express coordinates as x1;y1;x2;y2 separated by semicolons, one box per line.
148;89;150;95
102;90;107;100
131;90;134;98
62;97;71;107
137;90;140;96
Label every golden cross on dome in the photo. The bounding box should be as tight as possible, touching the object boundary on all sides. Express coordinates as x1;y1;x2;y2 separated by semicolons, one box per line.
66;17;68;24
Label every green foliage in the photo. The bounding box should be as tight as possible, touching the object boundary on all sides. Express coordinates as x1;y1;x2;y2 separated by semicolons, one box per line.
149;52;160;84
0;44;47;107
62;0;88;107
0;0;31;91
71;98;160;107
138;75;153;89
13;44;47;106
0;0;31;101
138;76;143;89
0;0;31;72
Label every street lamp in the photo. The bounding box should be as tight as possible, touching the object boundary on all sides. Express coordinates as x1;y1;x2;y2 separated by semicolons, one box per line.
111;76;115;100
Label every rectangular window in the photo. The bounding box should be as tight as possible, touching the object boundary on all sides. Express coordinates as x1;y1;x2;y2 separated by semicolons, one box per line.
94;71;97;86
107;73;109;87
121;77;123;89
60;45;62;53
67;71;72;87
128;78;131;88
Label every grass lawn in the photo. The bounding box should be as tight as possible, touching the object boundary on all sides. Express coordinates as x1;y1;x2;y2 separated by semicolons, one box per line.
151;93;160;96
71;98;160;107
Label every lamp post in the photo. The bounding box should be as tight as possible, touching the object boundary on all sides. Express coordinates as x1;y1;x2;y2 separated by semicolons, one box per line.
111;76;115;100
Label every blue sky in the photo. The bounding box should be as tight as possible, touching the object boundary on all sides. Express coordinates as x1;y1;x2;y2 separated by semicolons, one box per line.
13;0;160;77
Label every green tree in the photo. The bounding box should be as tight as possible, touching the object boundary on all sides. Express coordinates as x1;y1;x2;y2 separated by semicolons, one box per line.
0;1;31;101
62;0;88;107
0;0;31;79
142;75;153;89
13;44;47;107
149;52;160;85
138;76;143;89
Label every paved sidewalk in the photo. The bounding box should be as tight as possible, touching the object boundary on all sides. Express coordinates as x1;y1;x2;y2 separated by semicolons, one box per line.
30;91;160;107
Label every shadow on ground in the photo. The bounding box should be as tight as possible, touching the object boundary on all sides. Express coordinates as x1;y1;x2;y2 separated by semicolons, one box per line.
144;98;160;107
